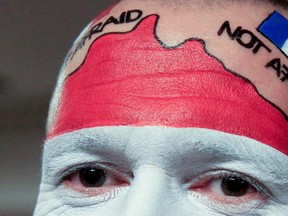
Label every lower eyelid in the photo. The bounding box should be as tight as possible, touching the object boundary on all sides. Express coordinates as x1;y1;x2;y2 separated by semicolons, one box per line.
201;190;266;205
56;183;130;207
59;181;130;206
188;190;265;214
188;170;270;204
63;180;127;196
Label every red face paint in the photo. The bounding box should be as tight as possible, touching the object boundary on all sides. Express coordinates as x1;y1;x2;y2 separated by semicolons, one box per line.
48;15;288;155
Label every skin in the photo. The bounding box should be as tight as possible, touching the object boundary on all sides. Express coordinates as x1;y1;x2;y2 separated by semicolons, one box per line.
36;127;288;215
35;1;288;215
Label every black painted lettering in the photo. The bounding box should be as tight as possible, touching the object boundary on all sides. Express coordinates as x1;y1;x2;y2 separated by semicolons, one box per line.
68;9;143;61
266;58;281;77
217;21;242;40
126;10;143;23
265;58;288;82
218;21;271;54
78;40;85;50
67;51;73;60
68;49;77;61
281;64;288;82
252;39;272;54
102;16;120;30
119;11;126;23
236;29;257;49
89;23;103;39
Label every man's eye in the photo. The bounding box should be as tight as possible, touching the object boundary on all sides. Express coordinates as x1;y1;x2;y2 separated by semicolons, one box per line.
220;176;251;197
77;168;107;187
191;172;269;205
62;166;130;195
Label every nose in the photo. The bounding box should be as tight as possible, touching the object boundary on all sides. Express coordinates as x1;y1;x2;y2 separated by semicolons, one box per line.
121;165;182;216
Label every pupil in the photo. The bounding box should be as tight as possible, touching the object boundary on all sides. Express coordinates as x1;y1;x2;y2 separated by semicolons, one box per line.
221;176;249;197
79;168;106;187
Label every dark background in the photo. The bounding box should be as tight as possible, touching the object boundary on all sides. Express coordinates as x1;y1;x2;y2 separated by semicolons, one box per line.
0;1;117;215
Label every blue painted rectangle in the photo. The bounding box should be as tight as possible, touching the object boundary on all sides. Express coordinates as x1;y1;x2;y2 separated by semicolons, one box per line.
258;11;288;55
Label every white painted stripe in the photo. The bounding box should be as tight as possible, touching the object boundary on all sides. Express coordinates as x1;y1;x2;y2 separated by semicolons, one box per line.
35;126;288;215
281;39;288;56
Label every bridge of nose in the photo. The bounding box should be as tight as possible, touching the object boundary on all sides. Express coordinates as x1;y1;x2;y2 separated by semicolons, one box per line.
121;165;181;216
114;164;212;216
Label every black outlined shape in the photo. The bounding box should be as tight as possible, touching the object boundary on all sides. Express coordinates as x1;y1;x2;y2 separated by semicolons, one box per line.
66;14;288;121
257;11;288;58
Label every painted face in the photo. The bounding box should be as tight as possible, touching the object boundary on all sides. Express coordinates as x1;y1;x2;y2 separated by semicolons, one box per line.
35;2;288;216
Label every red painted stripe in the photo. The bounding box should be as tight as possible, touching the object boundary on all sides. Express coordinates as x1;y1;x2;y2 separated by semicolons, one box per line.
48;16;288;155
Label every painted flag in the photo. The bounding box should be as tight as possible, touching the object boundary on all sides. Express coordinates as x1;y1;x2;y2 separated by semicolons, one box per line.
258;11;288;57
48;16;288;155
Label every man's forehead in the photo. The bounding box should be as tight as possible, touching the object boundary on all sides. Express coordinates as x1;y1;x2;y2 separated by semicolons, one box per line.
46;15;288;155
57;6;288;114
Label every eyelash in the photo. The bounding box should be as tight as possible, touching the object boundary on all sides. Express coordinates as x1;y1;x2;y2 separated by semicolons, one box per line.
191;169;271;197
57;164;272;201
57;162;128;187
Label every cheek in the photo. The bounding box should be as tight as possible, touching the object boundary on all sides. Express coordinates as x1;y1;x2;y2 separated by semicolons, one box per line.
34;187;286;216
34;189;68;216
34;185;123;216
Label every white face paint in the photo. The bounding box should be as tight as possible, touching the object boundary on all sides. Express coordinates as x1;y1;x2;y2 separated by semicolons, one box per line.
34;127;288;216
